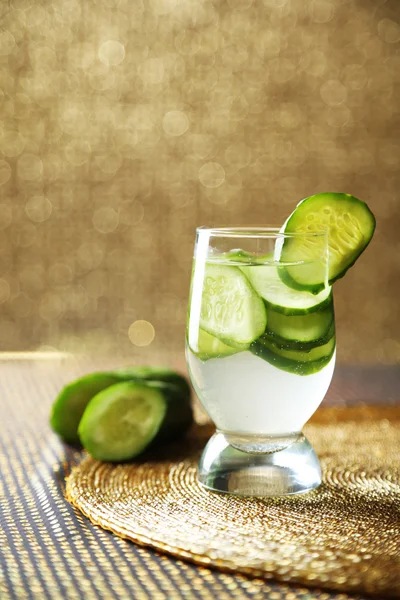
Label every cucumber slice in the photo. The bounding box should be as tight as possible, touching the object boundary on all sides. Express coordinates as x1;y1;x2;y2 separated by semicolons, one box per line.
265;304;333;344
200;263;267;348
78;381;193;462
50;372;124;445
188;328;240;360
265;321;335;352
280;192;376;292
222;249;256;264
251;332;336;376
241;264;332;315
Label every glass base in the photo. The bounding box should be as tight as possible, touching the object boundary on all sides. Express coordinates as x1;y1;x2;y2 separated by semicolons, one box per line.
198;431;322;497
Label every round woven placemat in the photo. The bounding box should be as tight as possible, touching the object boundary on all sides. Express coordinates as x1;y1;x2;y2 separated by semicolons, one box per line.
66;406;400;598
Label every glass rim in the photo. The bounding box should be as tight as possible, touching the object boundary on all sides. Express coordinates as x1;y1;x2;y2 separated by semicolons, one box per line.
196;226;328;239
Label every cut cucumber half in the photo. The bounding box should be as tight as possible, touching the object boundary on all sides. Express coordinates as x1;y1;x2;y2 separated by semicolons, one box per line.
148;381;193;444
251;332;336;376
200;263;267;348
78;381;193;462
50;372;125;445
241;264;332;315
114;366;191;398
78;382;167;461
280;192;376;292
265;304;333;345
50;367;191;445
188;328;241;360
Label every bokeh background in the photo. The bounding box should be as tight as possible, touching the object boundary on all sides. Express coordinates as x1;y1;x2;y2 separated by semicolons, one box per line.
0;0;399;363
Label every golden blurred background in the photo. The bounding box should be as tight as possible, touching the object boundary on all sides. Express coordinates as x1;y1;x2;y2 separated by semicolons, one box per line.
0;0;399;363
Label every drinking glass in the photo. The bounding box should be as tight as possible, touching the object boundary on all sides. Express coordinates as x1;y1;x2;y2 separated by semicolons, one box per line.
186;227;335;496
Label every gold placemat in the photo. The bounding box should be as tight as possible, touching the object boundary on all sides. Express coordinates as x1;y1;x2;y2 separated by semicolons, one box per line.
66;406;400;598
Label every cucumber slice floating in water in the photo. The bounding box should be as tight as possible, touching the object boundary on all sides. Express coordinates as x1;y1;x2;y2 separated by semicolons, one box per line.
200;263;267;348
251;331;336;376
280;192;376;292
264;320;335;352
78;381;193;462
188;328;240;360
265;304;333;345
241;264;332;315
222;249;257;264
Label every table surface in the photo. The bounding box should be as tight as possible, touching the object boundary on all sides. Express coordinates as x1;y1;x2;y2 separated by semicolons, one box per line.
0;358;399;600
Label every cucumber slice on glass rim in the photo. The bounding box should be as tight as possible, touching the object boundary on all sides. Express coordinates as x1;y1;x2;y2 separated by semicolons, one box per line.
279;192;376;293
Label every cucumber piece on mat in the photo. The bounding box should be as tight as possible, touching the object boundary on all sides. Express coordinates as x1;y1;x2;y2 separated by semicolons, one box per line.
50;373;124;445
51;368;191;444
78;381;193;462
114;366;191;397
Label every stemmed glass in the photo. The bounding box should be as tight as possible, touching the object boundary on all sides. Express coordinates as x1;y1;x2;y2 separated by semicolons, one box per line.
186;227;335;496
